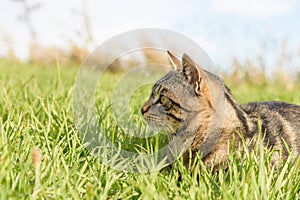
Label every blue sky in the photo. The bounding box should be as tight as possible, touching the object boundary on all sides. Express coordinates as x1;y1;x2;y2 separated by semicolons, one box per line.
0;0;299;73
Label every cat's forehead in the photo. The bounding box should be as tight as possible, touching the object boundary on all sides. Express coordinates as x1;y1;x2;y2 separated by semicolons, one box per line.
152;70;192;94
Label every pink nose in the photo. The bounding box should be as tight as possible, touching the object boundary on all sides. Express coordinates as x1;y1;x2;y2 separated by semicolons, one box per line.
141;104;150;114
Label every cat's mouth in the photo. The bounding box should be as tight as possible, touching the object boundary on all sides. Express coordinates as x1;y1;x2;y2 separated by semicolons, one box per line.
142;114;179;134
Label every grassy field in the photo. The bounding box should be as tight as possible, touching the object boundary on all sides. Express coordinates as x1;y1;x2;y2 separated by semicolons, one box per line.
0;60;299;199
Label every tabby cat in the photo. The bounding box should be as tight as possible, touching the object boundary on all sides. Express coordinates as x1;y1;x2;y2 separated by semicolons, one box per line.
141;51;300;168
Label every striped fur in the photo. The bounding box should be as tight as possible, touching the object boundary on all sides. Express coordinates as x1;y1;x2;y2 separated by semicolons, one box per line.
141;52;300;168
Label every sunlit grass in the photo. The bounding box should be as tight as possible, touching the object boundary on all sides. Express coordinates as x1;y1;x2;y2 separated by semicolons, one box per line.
0;60;299;199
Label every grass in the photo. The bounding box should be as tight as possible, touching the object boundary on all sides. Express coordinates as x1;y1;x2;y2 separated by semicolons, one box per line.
0;60;299;199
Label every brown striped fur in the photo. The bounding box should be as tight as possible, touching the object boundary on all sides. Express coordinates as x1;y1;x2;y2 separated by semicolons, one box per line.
141;51;300;168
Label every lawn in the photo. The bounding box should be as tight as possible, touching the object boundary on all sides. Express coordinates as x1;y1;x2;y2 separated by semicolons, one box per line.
0;60;299;199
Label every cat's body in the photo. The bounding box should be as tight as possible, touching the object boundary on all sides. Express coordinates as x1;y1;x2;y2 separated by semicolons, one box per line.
141;51;300;168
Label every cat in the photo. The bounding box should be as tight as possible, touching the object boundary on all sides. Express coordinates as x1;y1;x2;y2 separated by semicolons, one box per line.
141;51;300;169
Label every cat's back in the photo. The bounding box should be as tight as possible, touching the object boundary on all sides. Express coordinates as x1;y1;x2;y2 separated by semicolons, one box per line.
241;101;300;127
240;101;300;152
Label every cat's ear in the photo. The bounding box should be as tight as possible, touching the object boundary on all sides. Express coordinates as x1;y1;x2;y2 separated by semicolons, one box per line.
182;53;212;106
167;51;182;70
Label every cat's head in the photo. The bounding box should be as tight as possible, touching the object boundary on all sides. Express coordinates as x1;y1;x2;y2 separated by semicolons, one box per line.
141;51;213;134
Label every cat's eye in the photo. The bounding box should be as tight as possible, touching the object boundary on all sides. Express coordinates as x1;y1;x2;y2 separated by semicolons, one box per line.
159;95;172;110
160;96;169;104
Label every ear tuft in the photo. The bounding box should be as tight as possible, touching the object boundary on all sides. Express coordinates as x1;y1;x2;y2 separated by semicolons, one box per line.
182;53;212;107
167;51;181;70
182;53;200;87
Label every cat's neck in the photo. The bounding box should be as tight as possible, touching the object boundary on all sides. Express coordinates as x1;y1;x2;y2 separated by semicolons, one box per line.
223;89;256;138
197;91;256;166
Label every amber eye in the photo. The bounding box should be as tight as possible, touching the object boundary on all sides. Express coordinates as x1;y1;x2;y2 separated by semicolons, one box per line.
159;95;172;110
160;96;169;104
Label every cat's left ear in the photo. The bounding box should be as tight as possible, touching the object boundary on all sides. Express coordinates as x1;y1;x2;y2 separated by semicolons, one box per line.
167;51;182;70
182;54;212;105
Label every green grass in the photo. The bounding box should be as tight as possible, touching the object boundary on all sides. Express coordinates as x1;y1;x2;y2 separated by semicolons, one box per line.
0;60;299;199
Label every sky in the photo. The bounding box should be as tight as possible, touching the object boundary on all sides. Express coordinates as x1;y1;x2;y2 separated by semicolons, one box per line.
0;0;299;74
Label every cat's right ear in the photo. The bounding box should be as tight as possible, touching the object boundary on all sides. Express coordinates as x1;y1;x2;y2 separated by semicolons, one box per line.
167;51;182;70
182;53;212;107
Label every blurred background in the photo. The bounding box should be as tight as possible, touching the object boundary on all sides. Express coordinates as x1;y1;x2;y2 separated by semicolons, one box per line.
0;0;300;85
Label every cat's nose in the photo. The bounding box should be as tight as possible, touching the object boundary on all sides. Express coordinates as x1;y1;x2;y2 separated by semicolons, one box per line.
141;104;150;114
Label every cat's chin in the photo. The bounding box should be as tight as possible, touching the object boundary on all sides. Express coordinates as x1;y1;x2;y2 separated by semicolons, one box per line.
145;124;177;136
146;124;164;132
